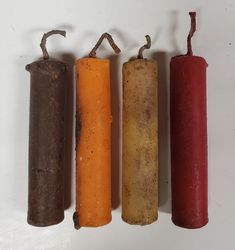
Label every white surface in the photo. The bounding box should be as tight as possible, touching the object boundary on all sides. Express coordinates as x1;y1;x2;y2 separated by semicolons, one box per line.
0;0;234;249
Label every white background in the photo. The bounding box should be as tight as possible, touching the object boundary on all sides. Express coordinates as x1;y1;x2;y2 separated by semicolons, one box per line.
0;0;234;249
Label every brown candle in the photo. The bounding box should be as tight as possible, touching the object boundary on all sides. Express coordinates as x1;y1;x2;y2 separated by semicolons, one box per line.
26;30;67;227
122;36;158;225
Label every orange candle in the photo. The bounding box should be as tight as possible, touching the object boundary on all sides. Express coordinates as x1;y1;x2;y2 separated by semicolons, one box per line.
74;33;120;228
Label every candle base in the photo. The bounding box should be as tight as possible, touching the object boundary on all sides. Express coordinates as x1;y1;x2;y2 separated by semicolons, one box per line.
172;217;209;229
121;215;158;226
73;212;112;229
27;215;64;227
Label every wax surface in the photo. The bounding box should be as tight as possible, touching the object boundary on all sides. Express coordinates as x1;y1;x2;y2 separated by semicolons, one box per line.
75;58;111;227
170;55;208;228
122;59;158;225
26;59;67;227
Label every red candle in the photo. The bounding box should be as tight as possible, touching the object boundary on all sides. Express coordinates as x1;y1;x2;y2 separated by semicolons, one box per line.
170;12;208;229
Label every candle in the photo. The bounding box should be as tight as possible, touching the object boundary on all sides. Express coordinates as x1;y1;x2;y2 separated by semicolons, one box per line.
170;12;208;228
122;36;158;225
26;30;67;226
74;33;120;228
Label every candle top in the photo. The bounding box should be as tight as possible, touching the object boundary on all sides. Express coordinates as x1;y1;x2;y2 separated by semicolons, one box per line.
170;55;208;67
26;59;67;73
77;57;109;63
76;57;110;73
26;30;67;72
123;58;156;67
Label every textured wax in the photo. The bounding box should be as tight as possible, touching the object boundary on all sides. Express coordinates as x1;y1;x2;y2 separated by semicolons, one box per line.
74;33;120;228
122;36;158;225
170;12;208;229
26;31;67;227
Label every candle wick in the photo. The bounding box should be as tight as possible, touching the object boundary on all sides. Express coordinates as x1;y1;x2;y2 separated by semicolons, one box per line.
40;30;66;60
187;12;196;56
137;35;151;59
89;32;121;58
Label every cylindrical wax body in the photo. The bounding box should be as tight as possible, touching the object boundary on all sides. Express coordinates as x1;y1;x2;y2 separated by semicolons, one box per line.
170;55;208;228
75;58;111;227
26;59;67;227
122;59;158;225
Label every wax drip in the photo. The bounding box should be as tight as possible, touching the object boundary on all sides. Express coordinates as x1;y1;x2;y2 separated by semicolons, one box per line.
89;32;121;58
40;30;66;60
187;12;196;56
137;35;151;59
73;212;81;230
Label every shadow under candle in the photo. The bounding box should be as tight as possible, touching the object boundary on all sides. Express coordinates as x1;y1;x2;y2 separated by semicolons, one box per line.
12;55;31;213
109;54;121;210
60;53;76;210
151;51;171;213
150;11;181;214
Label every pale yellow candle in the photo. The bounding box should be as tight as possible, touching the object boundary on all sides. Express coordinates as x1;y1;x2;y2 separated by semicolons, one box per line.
122;36;158;225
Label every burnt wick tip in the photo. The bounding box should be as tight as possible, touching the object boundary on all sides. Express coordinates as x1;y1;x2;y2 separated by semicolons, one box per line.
189;11;196;17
